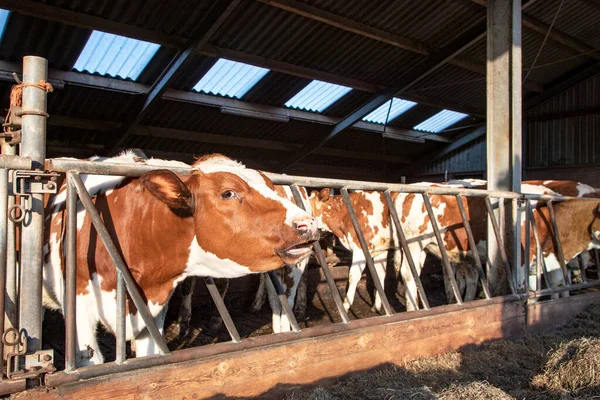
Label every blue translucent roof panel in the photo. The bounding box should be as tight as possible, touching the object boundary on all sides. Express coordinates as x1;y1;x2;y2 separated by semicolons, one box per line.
0;9;9;40
192;59;270;99
362;98;417;124
73;31;160;81
413;109;469;133
285;80;352;112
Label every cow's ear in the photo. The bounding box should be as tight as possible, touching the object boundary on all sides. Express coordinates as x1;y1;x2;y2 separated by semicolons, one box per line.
140;170;194;216
318;188;330;201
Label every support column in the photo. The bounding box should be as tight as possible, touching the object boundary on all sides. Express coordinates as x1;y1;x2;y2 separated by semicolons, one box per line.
18;56;48;353
486;0;522;294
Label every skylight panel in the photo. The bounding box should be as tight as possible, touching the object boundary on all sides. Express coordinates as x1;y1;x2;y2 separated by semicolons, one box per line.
413;109;468;133
285;80;352;112
362;98;417;124
73;31;160;81
192;59;270;99
0;9;9;40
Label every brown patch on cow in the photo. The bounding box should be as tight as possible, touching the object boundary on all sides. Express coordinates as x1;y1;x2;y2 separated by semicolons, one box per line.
258;171;276;190
401;193;415;223
418;215;430;234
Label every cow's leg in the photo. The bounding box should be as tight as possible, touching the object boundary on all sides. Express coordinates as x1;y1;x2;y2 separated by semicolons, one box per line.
371;252;389;313
463;263;479;302
545;253;568;299
75;295;104;366
133;306;168;358
400;244;425;312
173;277;196;337
293;261;309;321
443;263;458;304
250;273;268;313
343;249;366;312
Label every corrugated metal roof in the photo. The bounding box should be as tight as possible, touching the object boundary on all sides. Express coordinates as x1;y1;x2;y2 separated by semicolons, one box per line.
192;58;270;99
284;80;352;112
414;109;468;133
362;98;416;124
73;31;160;80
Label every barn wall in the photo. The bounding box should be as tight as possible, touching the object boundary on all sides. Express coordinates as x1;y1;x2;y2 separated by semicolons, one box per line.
409;73;600;185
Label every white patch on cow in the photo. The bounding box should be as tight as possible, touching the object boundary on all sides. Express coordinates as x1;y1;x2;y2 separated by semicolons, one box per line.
184;236;254;278
543;180;554;185
196;158;312;226
576;183;597;197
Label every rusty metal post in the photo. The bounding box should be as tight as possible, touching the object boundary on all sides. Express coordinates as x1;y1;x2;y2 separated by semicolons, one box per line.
340;188;393;316
69;173;169;355
64;173;77;371
115;272;126;364
384;191;430;310
454;195;491;299
0;166;8;376
204;277;241;342
524;200;531;291
266;271;301;332
484;197;517;295
289;185;350;324
422;194;463;305
18;56;49;353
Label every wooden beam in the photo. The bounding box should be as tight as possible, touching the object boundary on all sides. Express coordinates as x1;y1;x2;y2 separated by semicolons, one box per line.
257;0;543;93
45;116;413;163
107;0;245;156
279;18;488;171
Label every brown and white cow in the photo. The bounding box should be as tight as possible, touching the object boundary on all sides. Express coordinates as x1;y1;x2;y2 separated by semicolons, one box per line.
309;189;396;313
42;151;319;366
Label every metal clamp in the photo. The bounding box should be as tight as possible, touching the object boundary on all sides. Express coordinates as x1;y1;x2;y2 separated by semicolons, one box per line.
3;328;55;380
7;170;59;224
7;203;26;223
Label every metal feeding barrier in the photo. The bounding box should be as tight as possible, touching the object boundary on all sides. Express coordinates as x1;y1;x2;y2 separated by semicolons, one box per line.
0;55;600;395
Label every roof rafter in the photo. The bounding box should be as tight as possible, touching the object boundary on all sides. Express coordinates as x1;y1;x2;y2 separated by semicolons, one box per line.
257;0;543;93
45;115;413;164
278;18;489;172
0;60;452;143
105;0;244;155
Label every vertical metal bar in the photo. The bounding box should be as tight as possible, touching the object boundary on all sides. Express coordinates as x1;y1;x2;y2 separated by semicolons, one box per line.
524;200;531;291
454;195;491;299
546;200;570;285
3;142;17;339
577;255;588;284
383;191;430;310
115;271;126;364
289;185;350;323
422;193;463;305
266;271;301;332
512;198;522;291
484;197;517;295
204;277;241;342
64;173;78;371
0;166;8;376
19;55;49;353
69;173;169;354
339;188;394;316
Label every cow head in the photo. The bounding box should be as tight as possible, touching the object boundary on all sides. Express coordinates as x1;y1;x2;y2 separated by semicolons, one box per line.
140;154;319;277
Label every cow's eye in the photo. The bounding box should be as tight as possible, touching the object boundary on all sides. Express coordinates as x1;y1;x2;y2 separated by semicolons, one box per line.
221;190;238;200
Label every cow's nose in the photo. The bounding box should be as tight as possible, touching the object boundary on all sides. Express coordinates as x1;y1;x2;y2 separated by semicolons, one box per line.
293;217;318;234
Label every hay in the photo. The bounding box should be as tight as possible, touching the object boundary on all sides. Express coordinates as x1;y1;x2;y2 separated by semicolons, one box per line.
532;337;600;394
438;381;515;400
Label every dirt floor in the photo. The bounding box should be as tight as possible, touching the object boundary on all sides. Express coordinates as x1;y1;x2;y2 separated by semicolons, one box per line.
283;301;600;400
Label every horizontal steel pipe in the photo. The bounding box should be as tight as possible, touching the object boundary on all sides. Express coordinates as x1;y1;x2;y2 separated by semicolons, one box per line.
0;155;32;170
45;294;519;387
46;158;600;202
528;280;600;298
